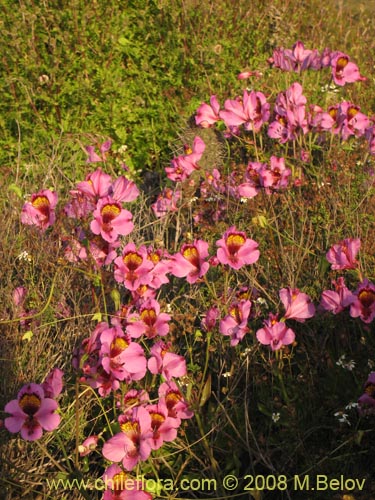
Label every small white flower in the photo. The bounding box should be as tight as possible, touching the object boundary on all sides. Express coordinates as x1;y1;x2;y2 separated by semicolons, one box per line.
255;297;268;306
336;355;355;371
240;197;248;204
334;411;350;425
222;372;232;378
188;197;198;205
241;347;252;357
17;251;32;262
272;412;280;423
368;359;375;369
345;402;358;410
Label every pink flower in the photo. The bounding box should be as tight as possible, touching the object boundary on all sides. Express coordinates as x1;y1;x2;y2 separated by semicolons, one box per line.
85;139;112;163
100;326;147;382
126;299;171;339
79;435;99;456
165;137;205;182
102;406;153;471
114;244;154;291
90;196;134;242
4;383;60;441
270;41;322;73
326;238;361;270
13;286;27;307
350;279;375;324
21;189;58;231
195;95;221;128
158;381;194;422
268;83;308;142
238;161;272;198
109;176;139;203
76;168;112;199
256;317;295;351
151;187;181;217
146;402;180;450
279;288;315;322
320;277;355;314
330;52;366;86
119;389;150;416
265;156;291;193
103;464;152;500
219;300;251;346
202;306;220;332
338;102;369;140
148;341;187;381
169;240;210;284
216;226;260;269
220;90;270;132
42;367;64;399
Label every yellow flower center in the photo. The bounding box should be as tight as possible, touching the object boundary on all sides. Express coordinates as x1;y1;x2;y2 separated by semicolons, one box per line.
123;252;143;270
110;337;129;357
226;233;245;254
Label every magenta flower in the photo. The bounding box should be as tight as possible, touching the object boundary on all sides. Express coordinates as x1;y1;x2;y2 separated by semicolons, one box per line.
165;137;205;182
126;299;171;339
326;238;361;270
146;402;180;450
256;316;295;351
158;381;194;422
4;383;60;441
64;189;96;219
338;102;369;140
169;240;210;284
216;226;260;270
151;187;181;217
76;168;112;200
114;244;154;291
358;372;375;416
220;90;270;132
110;176;139;203
279;287;315;322
202;306;220;332
268;83;308;142
219;300;251;346
320;277;355;314
90;196;134;243
102;406;153;471
350;279;375;324
79;435;99;456
100;326;147;382
21;189;58;231
270;41;322;73
330;52;366;86
85;139;112;163
42;367;64;399
119;389;150;416
103;464;152;500
195;95;221;128
265;156;291;193
238;161;272;198
148;341;187;380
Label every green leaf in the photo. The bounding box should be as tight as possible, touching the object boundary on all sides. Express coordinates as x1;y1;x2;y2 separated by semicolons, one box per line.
22;330;33;342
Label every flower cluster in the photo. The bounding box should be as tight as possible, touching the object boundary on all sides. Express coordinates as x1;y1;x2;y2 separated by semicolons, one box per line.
320;238;375;324
269;41;366;86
